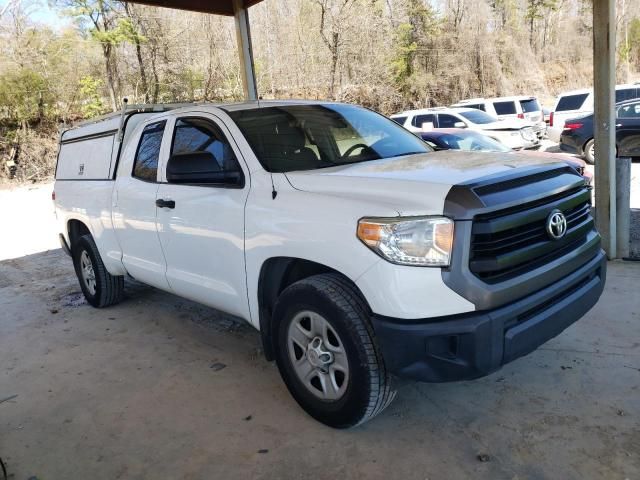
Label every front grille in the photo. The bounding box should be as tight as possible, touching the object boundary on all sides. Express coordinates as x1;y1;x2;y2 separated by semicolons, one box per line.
469;187;593;282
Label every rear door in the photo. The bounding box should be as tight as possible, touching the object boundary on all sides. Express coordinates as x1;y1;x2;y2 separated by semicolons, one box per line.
155;114;250;318
112;120;171;290
617;100;640;157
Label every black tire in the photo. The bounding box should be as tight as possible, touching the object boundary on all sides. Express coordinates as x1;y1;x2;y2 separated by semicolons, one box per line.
583;138;595;164
72;234;124;308
273;273;396;428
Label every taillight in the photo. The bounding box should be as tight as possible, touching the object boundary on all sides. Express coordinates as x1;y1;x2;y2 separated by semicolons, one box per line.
517;113;524;119
564;122;584;130
550;111;554;127
52;191;56;201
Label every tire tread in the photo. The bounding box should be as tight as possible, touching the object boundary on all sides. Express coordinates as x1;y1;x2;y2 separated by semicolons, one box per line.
75;234;124;308
278;273;396;427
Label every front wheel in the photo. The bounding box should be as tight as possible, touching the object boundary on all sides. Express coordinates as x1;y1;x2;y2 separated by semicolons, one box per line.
583;139;595;164
72;234;124;308
273;273;396;428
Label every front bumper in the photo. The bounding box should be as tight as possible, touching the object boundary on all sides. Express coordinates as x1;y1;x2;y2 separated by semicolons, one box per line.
371;250;606;382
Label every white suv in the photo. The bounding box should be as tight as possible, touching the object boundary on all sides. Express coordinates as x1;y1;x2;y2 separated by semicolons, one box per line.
391;107;540;150
548;84;640;142
451;96;546;139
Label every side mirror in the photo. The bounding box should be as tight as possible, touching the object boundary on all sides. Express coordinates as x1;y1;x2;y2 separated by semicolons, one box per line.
454;121;467;128
166;152;242;186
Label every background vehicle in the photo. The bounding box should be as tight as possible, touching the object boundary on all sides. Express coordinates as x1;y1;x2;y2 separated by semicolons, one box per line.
451;96;546;138
548;84;640;142
419;128;591;183
390;107;540;150
54;101;605;428
559;98;640;163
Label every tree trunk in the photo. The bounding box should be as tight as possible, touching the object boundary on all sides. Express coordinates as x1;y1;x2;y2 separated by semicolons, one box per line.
150;42;160;103
134;39;149;103
102;43;118;112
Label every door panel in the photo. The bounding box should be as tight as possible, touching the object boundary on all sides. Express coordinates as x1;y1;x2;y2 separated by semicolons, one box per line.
112;120;170;290
156;115;250;319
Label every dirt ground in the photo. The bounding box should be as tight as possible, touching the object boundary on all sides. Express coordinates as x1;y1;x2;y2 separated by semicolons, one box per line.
1;183;639;480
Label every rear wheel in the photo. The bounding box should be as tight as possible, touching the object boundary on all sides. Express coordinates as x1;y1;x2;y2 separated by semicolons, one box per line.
273;273;396;428
583;139;595;164
72;234;124;308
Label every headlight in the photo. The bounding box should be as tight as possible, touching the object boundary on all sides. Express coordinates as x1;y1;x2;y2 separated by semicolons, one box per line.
357;216;454;267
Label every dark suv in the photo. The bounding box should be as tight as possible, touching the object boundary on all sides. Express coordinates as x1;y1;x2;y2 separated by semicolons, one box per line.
560;99;640;163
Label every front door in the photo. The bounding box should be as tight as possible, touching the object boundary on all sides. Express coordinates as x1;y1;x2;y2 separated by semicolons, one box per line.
155;114;250;319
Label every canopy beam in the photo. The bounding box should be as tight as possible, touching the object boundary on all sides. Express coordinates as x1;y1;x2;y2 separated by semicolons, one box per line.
233;0;258;100
593;0;617;258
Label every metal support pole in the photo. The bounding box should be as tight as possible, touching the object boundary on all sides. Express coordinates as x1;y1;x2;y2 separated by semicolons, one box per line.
616;157;631;259
233;0;258;101
593;0;617;258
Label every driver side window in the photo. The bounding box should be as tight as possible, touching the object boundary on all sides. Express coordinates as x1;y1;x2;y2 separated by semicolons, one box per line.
618;102;640;119
171;118;239;172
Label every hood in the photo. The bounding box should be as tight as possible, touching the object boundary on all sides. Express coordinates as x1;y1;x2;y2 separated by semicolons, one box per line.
284;151;564;216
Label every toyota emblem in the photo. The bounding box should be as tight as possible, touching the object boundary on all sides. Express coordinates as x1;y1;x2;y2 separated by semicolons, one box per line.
546;210;567;240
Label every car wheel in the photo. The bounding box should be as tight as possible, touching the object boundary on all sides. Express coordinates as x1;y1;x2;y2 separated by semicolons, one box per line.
273;273;396;428
583;139;595;164
72;234;124;308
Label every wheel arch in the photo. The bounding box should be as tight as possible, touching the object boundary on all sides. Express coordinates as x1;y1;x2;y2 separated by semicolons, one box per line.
257;257;370;361
582;137;594;154
67;218;92;252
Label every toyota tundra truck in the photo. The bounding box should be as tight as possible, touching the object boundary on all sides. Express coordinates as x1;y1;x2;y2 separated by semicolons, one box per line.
53;100;606;428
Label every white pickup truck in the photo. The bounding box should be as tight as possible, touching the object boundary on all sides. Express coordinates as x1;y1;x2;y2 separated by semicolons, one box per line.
54;100;606;428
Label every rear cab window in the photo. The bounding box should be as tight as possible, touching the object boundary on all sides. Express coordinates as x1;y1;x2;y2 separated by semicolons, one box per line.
556;94;589;112
132;121;166;182
493;101;517;115
520;98;541;113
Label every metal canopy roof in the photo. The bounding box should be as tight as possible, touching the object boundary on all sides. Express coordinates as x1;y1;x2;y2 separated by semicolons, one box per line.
127;0;264;16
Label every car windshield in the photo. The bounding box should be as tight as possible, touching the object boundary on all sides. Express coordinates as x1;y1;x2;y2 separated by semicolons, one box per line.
431;131;511;153
457;110;499;125
228;104;429;172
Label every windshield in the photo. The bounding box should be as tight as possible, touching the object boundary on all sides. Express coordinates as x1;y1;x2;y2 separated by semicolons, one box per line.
458;110;499;125
228;104;429;172
433;131;511;153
